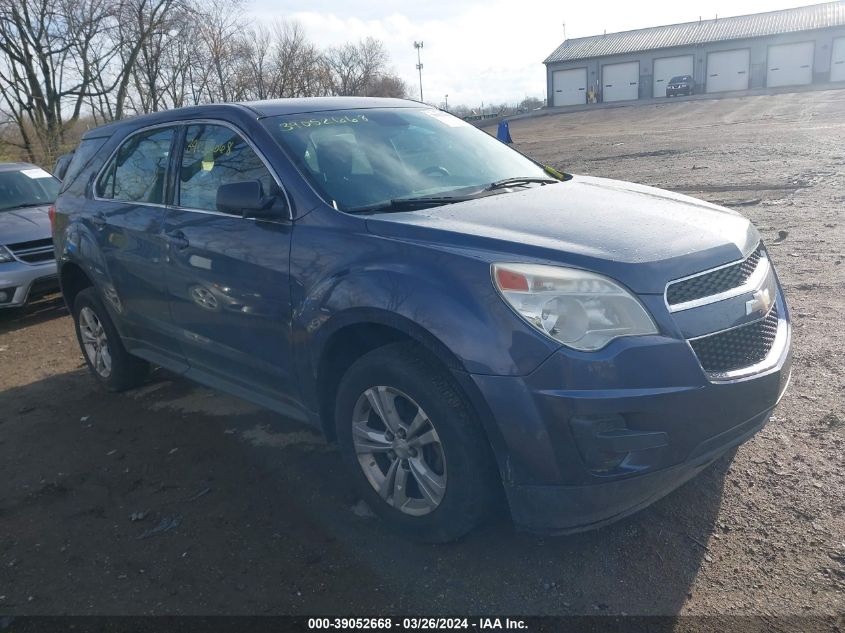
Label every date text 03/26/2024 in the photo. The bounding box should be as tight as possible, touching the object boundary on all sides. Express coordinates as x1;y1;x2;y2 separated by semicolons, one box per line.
307;618;528;630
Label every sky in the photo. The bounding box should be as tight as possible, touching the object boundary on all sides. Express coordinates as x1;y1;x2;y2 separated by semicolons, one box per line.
248;0;821;107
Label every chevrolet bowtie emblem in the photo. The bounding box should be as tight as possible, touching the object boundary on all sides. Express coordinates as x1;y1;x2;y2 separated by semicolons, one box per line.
746;287;773;316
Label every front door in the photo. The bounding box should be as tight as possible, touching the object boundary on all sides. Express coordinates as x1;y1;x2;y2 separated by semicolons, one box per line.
162;122;297;408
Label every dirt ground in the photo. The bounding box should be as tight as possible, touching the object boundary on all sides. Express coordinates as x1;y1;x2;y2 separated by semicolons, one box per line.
0;89;843;619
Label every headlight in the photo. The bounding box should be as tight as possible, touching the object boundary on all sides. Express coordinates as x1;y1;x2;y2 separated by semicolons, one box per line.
0;246;14;263
492;263;658;351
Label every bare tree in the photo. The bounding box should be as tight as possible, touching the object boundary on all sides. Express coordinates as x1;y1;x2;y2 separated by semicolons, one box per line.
0;0;407;165
367;73;409;99
238;23;274;100
113;0;184;118
323;37;404;98
191;0;247;103
0;0;121;162
268;20;325;98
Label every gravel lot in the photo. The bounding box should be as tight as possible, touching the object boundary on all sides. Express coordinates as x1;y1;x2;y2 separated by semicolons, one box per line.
0;89;843;619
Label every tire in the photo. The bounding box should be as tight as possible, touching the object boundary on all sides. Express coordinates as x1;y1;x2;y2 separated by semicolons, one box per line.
335;342;498;542
72;287;148;391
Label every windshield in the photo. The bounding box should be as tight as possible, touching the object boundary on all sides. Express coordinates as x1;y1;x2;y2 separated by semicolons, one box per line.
670;76;691;83
265;108;553;211
0;168;60;212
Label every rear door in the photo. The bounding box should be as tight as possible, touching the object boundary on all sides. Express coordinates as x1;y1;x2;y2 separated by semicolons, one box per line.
161;121;297;408
92;125;185;366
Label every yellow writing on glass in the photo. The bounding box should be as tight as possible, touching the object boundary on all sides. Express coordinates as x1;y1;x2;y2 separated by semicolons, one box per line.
213;140;234;156
280;114;369;133
186;139;234;157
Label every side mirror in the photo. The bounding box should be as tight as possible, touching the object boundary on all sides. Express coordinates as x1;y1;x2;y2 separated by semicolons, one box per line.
216;180;286;219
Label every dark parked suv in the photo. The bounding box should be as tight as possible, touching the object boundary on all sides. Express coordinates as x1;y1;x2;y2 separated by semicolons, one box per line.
666;75;694;97
53;98;791;541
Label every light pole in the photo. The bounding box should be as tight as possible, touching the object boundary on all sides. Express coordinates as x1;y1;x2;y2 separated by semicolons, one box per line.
414;41;424;102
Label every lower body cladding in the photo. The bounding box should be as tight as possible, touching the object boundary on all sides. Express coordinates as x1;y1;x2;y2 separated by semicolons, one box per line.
0;260;58;308
471;297;791;534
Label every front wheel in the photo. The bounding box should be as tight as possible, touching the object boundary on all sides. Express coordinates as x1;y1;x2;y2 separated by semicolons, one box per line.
73;287;149;391
335;342;498;542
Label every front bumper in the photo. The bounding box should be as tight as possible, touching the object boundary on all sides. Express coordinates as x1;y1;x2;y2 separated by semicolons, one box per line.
0;260;59;308
471;297;792;533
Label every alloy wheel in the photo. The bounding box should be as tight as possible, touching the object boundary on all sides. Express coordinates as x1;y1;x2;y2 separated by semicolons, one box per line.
79;306;112;378
352;386;447;516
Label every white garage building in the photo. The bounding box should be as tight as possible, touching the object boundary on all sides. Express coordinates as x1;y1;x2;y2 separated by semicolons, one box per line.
545;1;845;106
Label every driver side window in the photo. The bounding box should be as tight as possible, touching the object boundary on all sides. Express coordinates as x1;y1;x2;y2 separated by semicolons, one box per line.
178;124;276;213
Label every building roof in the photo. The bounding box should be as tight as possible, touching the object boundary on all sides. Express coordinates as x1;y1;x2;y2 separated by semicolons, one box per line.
545;1;845;63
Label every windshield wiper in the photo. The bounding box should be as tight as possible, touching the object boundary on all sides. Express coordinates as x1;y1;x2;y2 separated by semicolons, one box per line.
346;178;559;214
347;195;478;214
486;176;560;191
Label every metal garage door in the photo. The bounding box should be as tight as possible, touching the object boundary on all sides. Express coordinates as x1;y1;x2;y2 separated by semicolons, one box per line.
706;49;750;93
653;55;694;97
831;37;845;82
552;68;587;106
767;41;814;87
603;61;639;102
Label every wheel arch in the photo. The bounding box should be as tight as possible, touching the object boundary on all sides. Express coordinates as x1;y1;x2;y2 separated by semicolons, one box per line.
58;260;94;311
312;312;510;478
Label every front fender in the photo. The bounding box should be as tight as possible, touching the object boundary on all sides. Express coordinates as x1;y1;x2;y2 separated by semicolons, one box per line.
294;258;558;381
289;212;559;461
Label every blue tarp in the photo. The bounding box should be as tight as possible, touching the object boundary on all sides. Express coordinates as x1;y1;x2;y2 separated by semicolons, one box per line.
496;120;513;144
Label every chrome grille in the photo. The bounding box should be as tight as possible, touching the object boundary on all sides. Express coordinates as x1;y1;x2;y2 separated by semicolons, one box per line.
667;246;763;306
689;304;779;374
8;238;55;264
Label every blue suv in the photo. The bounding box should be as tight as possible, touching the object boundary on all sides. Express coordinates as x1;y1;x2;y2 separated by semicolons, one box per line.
53;98;792;541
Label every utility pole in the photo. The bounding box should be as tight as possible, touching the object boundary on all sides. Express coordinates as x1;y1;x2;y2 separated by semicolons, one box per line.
414;41;424;102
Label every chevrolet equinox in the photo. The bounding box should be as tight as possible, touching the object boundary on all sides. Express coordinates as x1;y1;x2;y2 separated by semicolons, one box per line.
52;98;792;542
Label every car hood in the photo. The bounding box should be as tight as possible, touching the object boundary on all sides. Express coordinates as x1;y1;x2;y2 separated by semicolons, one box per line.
0;205;52;245
364;174;759;294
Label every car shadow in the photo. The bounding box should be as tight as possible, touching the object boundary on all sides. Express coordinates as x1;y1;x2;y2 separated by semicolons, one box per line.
0;293;67;335
315;442;732;617
0;368;730;617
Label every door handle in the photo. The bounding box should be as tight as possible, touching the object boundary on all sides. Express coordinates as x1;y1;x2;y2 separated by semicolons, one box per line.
164;230;189;249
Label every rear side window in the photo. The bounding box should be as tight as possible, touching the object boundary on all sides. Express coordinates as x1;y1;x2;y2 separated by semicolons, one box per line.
97;127;175;204
58;137;108;193
177;123;277;213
